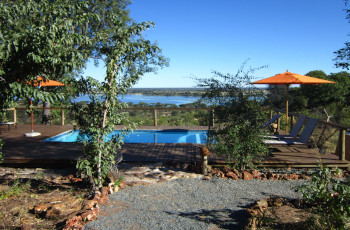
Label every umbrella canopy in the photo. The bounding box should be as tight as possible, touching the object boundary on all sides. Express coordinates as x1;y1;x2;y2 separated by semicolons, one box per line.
251;70;335;133
27;76;65;87
252;71;335;85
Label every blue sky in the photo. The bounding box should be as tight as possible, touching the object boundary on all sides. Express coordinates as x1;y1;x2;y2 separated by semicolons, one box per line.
83;0;349;88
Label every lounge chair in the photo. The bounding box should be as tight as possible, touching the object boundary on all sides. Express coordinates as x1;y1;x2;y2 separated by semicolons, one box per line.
262;114;282;129
0;121;17;134
263;118;318;145
265;115;307;139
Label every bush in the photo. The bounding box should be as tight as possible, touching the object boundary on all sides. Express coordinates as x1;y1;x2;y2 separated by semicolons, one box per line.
296;163;350;229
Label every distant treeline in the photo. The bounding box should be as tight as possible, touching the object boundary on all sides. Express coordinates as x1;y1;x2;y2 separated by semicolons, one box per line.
127;88;205;96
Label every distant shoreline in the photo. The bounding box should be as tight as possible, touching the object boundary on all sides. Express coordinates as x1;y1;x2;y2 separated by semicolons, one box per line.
127;88;205;97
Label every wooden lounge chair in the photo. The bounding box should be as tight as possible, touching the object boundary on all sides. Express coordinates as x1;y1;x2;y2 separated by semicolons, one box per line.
263;118;318;145
264;115;307;139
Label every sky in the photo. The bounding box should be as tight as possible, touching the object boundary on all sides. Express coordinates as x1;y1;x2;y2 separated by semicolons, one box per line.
83;0;350;88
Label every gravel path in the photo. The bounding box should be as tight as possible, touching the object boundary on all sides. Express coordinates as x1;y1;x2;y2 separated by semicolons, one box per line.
85;178;305;230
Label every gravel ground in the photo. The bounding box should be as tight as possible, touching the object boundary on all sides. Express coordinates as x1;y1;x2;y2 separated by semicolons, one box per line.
85;178;306;230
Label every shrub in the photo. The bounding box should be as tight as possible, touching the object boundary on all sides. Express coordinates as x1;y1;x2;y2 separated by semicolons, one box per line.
296;163;350;229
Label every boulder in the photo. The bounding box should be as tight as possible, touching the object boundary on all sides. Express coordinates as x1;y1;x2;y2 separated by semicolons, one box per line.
243;171;253;180
226;171;239;180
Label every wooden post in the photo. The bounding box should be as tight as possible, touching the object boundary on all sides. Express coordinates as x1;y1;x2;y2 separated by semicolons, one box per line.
202;155;208;175
270;110;273;119
200;147;211;175
61;108;65;126
13;108;17;123
277;113;281;132
153;109;157;127
340;129;346;161
290;115;294;130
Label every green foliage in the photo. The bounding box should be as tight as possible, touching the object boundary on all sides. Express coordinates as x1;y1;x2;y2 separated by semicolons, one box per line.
0;0;100;160
297;164;350;229
73;19;168;190
197;62;269;170
301;71;350;108
0;179;30;201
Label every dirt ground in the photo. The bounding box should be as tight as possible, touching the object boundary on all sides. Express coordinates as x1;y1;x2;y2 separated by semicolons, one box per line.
0;165;316;230
0;167;90;229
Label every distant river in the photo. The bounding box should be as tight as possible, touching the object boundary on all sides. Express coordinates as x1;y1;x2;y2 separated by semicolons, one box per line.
75;94;201;106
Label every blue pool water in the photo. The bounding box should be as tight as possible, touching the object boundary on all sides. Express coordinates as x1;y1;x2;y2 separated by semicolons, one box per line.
43;130;208;144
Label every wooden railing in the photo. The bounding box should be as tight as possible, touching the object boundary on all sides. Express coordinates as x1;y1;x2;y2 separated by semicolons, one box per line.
6;107;214;127
270;110;349;161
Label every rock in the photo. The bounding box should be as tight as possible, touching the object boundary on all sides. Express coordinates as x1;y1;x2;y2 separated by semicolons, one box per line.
300;173;312;180
45;207;62;219
210;168;220;175
83;200;98;210
218;170;228;179
233;168;242;178
222;166;232;174
101;187;109;196
63;216;84;230
226;172;239;180
206;165;213;173
267;197;286;207
255;199;268;212
34;204;51;215
70;177;82;183
243;171;253;180
81;208;99;221
266;172;275;180
93;192;108;204
251;169;260;179
289;174;299;180
107;183;114;194
203;176;211;180
119;180;126;189
281;174;290;180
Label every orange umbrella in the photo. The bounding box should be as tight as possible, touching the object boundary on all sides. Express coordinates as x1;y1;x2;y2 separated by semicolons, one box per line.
25;77;65;136
27;76;65;87
251;70;335;133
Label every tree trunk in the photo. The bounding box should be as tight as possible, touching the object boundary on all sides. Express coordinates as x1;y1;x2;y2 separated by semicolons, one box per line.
42;101;50;124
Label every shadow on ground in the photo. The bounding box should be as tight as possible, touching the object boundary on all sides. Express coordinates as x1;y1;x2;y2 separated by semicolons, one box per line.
166;208;248;229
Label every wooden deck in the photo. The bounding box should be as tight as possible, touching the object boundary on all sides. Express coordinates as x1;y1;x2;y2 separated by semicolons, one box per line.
0;124;349;169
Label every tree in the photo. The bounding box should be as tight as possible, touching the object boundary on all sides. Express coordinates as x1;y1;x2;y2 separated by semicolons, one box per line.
0;1;168;189
74;21;167;190
0;1;98;108
301;71;350;108
0;0;98;159
334;1;350;69
196;63;269;170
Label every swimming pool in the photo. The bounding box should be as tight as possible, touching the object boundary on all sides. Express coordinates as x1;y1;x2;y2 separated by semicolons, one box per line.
43;130;208;144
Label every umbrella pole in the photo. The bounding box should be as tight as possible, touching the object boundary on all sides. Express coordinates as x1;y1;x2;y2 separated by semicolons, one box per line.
285;85;289;134
31;100;34;132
